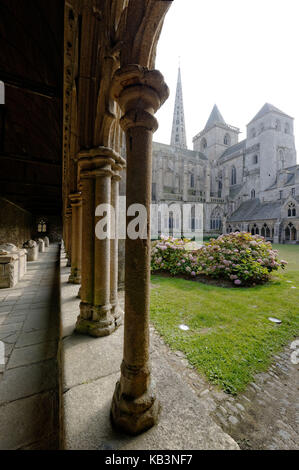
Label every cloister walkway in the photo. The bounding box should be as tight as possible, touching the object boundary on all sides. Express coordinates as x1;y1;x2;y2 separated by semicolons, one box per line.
0;245;60;450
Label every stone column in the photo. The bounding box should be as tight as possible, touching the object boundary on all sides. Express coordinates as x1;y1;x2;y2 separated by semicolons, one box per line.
75;148;125;337
65;208;72;267
68;193;82;284
110;65;169;435
110;166;123;326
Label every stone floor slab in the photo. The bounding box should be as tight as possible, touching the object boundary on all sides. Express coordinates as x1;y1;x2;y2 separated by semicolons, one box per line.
0;360;57;405
0;391;58;450
7;341;57;369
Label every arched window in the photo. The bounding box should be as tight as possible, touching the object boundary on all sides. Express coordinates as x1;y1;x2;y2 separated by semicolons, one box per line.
251;128;256;138
218;180;223;198
275;120;281;131
191;205;195;231
169;212;174;236
210;207;222;231
201;138;207;152
285;122;290;134
190;174;195;188
288;202;296;217
224;133;231;146
251;189;256;199
37;219;47;233
231;166;237;185
278;149;285;170
285;223;297;241
253;154;258;164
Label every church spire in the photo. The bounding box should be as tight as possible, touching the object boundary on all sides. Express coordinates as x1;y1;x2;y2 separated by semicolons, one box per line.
170;67;187;148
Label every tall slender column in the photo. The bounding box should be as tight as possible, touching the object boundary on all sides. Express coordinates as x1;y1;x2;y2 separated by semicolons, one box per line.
110;166;123;326
68;193;82;284
65;208;72;267
75;148;125;337
110;65;169;435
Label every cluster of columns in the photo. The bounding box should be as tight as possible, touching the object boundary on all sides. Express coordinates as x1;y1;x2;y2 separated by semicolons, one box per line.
75;148;125;337
66;64;169;434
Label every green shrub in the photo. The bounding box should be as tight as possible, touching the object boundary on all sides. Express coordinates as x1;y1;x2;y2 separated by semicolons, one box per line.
151;232;287;286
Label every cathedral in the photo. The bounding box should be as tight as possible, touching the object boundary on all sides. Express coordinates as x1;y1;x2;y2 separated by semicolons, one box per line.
152;68;299;243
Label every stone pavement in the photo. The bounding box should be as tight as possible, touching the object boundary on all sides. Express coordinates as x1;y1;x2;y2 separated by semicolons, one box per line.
150;327;299;450
0;245;60;450
60;252;239;450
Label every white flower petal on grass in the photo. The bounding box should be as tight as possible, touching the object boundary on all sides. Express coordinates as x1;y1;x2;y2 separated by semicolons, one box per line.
291;286;297;289
179;324;189;331
268;317;282;324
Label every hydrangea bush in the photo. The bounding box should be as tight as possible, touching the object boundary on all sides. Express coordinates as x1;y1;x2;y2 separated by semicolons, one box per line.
151;232;287;286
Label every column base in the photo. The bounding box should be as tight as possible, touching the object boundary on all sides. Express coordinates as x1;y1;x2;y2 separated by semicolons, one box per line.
111;380;161;435
111;304;123;328
68;269;81;284
75;302;120;337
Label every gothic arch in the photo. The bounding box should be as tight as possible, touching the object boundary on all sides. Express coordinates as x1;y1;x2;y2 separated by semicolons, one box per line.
224;133;231;146
231;165;237;185
201;137;207;152
210;206;222;231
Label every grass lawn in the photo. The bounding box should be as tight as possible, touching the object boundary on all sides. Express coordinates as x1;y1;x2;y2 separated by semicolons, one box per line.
150;244;299;395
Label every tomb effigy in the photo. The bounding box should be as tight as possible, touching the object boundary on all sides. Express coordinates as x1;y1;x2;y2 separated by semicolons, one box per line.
23;240;39;261
0;244;27;288
36;238;45;253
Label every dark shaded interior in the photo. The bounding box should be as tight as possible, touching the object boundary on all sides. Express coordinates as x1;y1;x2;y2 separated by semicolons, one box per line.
0;0;64;243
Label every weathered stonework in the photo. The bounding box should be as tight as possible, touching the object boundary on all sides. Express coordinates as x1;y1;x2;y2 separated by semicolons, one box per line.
75;148;125;338
110;64;169;435
153;74;299;242
0;244;27;288
37;239;45;253
23;240;39;262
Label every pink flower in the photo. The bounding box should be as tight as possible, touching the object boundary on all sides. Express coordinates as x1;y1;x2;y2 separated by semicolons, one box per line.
191;271;196;276
234;279;242;285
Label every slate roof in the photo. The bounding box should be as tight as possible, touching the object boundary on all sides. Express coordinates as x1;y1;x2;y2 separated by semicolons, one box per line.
248;103;292;125
152;141;208;161
228;198;282;222
220;140;246;160
204;105;226;130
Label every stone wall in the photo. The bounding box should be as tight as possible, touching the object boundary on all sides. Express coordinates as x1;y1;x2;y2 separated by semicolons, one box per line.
0;198;33;248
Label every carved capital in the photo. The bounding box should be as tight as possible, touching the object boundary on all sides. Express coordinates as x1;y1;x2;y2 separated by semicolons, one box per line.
111;65;169;132
78;146;125;179
69;192;82;207
65;207;72;217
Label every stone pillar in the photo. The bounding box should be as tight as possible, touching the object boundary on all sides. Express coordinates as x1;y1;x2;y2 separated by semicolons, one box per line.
68;193;83;284
75;148;125;337
110;168;123;326
110;65;169;435
65;208;72;267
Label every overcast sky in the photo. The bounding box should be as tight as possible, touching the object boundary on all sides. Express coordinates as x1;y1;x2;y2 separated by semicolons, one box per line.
154;0;299;161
